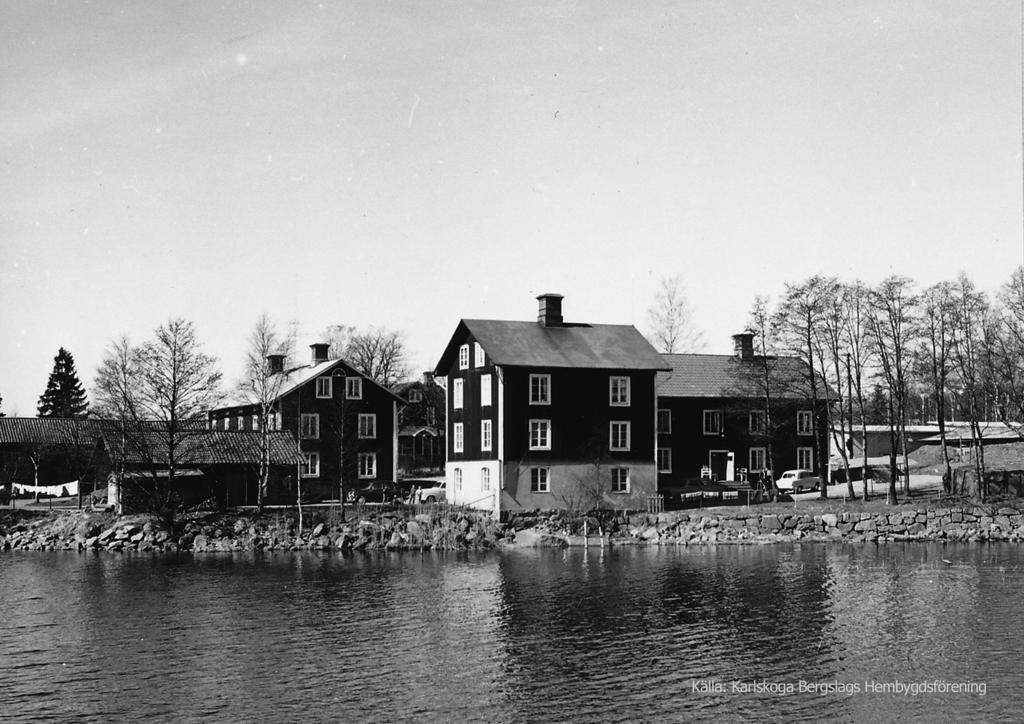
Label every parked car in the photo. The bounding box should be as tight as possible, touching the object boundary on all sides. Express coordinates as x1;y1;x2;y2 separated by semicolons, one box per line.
413;480;446;504
347;481;404;504
776;469;820;494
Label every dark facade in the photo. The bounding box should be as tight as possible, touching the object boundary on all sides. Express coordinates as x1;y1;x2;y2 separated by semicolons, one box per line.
208;345;402;502
656;335;830;488
435;294;669;513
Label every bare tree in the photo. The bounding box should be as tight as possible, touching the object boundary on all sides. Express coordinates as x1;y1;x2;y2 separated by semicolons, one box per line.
340;326;411;387
239;313;295;509
646;274;706;353
841;280;875;501
743;295;782;498
916;281;956;492
817;278;857;500
93;319;223;519
868;276;919;503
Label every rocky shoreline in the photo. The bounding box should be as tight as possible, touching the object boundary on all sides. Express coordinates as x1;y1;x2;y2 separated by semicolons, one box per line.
4;501;1024;553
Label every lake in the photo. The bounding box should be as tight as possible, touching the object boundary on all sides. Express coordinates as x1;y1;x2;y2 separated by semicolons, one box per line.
1;543;1018;722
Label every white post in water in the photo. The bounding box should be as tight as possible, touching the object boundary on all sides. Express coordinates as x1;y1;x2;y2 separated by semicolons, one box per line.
584;519;589;548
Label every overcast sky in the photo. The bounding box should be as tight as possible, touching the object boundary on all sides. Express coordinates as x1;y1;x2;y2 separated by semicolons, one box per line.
1;1;1021;415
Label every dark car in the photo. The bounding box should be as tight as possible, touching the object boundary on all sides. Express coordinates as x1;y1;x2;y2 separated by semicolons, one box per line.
347;481;404;504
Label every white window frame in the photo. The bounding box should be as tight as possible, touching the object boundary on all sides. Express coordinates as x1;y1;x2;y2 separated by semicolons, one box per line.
454;467;463;491
481;468;491;491
453;378;464;409
530;466;549;493
474;342;485;367
797;447;814;471
611;467;630;493
749;447;767;472
749;410;766;434
703;409;723;436
409;389;423;403
315;376;332;399
346;377;362;400
358;452;376;479
358;413;377;439
609;376;631;406
300;413;320;440
609;421;631;451
529;373;551;405
797;410;814;436
453;422;464;453
459;344;469;370
529;419;551;451
657;447;672;473
657;409;671;434
480;374;492;407
426;407;436;426
301;452;320;478
251;413;259;431
481;420;492;452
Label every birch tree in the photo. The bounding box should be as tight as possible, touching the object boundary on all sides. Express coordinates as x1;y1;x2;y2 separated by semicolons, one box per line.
646;274;706;353
916;281;956;492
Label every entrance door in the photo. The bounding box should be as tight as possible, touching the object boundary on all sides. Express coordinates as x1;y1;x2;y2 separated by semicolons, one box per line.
709;451;731;481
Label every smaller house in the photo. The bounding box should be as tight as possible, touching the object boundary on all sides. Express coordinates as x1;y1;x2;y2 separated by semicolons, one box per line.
393;372;446;476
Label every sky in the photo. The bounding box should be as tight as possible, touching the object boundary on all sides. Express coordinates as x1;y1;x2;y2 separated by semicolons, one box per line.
1;0;1021;416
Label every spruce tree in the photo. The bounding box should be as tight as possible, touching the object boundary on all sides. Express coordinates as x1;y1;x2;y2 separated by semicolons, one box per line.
37;347;89;418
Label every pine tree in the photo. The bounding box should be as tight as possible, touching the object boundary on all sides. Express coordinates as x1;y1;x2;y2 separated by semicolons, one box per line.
37;347;89;418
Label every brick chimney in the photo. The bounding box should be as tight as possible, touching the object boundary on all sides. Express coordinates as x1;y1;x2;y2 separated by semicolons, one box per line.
267;354;285;374
732;333;754;361
310;343;330;366
422;371;435;385
537;293;564;327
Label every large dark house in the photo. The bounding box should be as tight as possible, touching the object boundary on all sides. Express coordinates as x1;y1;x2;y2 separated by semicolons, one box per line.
656;333;830;488
208;344;404;502
434;294;669;513
393;372;445;476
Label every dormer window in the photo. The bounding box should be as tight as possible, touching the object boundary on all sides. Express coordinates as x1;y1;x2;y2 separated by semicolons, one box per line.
409;389;423;403
459;344;470;370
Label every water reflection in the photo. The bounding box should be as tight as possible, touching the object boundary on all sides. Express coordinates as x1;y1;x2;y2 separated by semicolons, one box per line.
0;545;1017;722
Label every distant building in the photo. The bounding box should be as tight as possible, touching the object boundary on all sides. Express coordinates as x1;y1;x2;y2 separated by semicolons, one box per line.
656;334;830;486
434;294;669;513
208;344;404;502
393;372;445;476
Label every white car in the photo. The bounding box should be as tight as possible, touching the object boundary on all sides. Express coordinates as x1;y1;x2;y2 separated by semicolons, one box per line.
413;481;446;504
776;469;820;494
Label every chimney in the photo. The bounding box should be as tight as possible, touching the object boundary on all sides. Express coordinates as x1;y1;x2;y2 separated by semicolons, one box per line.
267;354;285;375
537;293;564;327
310;343;330;366
422;371;435;385
732;333;754;361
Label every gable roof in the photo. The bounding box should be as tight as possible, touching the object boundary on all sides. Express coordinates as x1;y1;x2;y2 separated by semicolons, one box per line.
216;358;406;409
435;319;669;373
0;417;106;446
657;354;823;399
100;429;300;466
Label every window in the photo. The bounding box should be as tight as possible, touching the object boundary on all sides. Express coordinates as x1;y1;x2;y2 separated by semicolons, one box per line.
529;374;551;405
657;448;672;473
270;412;281;431
749;410;766;434
530;467;549;493
480;468;491;491
358;452;376;479
657;409;671;434
474;342;485;367
611;467;630;493
454;468;463;491
453;378;464;409
409;389;423;403
251;414;259;431
358;413;376;439
346;378;362;400
703;410;723;435
609;421;631;451
480;374;492;407
301;452;319;477
426;407;436;426
316;376;332;399
797;410;813;436
453;423;464;453
300;413;320;439
609;376;631;406
797;447;814;471
481;420;492;451
459;344;469;370
529;419;551;450
749;447;767;472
